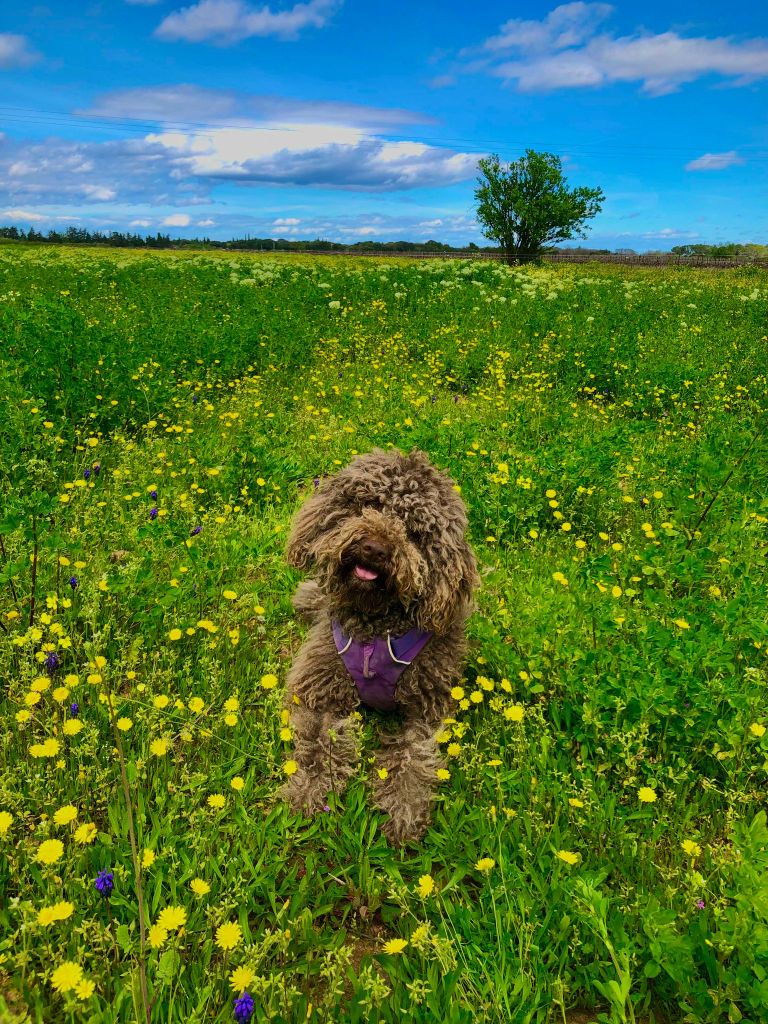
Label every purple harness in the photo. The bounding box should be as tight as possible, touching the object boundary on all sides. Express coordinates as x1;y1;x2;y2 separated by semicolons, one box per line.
332;621;432;711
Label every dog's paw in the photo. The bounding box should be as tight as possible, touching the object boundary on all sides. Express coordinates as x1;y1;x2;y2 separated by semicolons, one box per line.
382;813;427;848
279;776;331;817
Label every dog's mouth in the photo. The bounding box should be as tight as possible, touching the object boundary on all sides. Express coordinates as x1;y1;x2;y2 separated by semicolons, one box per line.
353;565;380;582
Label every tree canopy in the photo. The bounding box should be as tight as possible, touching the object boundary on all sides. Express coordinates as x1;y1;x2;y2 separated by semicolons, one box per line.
474;150;605;261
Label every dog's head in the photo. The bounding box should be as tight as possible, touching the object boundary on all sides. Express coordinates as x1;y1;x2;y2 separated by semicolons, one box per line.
286;449;478;633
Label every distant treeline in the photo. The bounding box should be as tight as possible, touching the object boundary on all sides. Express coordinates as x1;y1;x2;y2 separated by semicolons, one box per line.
0;225;765;257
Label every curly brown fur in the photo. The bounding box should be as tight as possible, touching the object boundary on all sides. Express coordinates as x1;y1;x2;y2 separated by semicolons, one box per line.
282;448;479;845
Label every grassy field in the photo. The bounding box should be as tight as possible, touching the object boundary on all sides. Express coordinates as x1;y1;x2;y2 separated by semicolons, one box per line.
1;244;767;1024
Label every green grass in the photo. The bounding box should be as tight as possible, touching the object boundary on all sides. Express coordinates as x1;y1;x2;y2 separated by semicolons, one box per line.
1;245;768;1023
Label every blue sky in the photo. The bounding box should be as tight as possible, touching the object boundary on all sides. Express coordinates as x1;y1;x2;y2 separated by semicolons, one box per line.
1;1;766;248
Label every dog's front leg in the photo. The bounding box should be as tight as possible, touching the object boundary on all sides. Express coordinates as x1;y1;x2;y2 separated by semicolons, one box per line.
280;704;361;816
373;718;443;846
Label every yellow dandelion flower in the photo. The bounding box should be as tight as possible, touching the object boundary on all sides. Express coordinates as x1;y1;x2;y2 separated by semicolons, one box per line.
638;786;657;803
436;768;450;781
116;717;132;732
382;938;407;955
279;727;292;742
0;811;13;836
230;776;245;791
51;961;83;993
224;713;238;727
568;798;584;808
188;697;204;714
149;924;168;949
74;822;97;845
16;709;32;723
504;704;525;722
450;686;465;701
38;906;59;926
750;723;766;738
377;767;389;780
63;720;83;736
223;590;238;600
37;839;64;865
167;628;183;641
469;690;483;704
215;921;242;951
681;839;702;858
141;848;156;869
475;857;495;873
157;906;187;932
38;901;74;925
230;965;256;992
556;850;579;865
75;978;95;999
207;793;226;809
53;805;78;826
224;696;240;713
416;875;434;898
673;619;690;630
150;738;169;756
153;694;170;709
283;760;298;777
190;878;211;896
260;674;278;689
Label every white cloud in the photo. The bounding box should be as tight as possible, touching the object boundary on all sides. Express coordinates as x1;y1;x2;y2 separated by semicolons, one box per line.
1;207;46;221
155;0;339;44
81;84;431;129
460;3;768;94
685;151;745;172
146;123;482;190
0;33;40;69
274;217;300;225
641;228;699;239
476;3;613;56
81;184;117;200
130;218;153;226
197;217;215;225
162;213;191;226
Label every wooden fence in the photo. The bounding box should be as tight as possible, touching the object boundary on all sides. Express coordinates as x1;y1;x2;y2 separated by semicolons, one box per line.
278;250;768;269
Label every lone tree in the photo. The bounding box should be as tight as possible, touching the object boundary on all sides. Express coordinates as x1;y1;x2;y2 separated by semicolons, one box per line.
474;150;604;262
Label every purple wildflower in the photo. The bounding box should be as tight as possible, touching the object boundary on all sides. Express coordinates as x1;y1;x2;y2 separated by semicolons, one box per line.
234;991;254;1023
150;490;157;501
696;899;705;910
93;464;101;476
192;394;199;404
83;468;91;480
69;575;78;589
44;652;60;676
149;507;158;520
69;702;79;717
313;477;320;490
94;870;114;898
191;525;202;536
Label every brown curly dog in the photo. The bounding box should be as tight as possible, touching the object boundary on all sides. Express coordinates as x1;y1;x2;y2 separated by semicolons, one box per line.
280;448;479;845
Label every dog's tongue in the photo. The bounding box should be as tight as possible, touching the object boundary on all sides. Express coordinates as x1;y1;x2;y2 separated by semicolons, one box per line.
354;565;379;581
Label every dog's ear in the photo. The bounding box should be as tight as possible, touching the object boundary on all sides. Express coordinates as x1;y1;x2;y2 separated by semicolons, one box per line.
285;477;348;570
417;532;479;635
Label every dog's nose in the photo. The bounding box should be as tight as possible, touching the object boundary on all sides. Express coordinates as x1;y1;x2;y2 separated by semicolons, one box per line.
360;538;387;562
